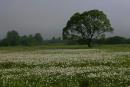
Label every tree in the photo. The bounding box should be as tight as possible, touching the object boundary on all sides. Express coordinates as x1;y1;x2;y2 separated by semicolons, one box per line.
127;39;130;44
19;35;30;46
6;30;20;46
57;37;61;40
52;37;56;40
63;10;113;47
34;33;43;44
27;34;36;46
105;36;127;44
0;39;8;46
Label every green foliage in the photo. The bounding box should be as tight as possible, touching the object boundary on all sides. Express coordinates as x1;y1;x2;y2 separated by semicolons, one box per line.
27;34;37;45
0;30;44;46
127;39;130;44
0;39;8;46
105;36;127;44
52;37;56;40
6;30;20;46
34;33;43;44
19;35;30;46
63;9;113;47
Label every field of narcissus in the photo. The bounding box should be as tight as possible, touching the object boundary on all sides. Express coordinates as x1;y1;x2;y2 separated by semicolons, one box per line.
0;49;130;87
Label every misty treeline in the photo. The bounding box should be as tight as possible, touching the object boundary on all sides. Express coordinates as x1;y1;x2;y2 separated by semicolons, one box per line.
0;30;63;46
0;30;43;46
0;30;130;47
66;36;130;45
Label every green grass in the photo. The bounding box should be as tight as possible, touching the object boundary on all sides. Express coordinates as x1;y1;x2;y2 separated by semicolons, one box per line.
0;44;130;52
0;45;88;52
0;44;130;87
98;44;130;52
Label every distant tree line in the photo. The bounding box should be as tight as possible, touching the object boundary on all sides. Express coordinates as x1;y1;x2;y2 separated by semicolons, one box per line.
65;36;130;45
0;30;130;47
1;10;129;47
0;30;43;46
99;36;130;44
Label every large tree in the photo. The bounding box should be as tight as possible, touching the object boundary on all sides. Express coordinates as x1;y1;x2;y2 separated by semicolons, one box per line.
63;10;113;47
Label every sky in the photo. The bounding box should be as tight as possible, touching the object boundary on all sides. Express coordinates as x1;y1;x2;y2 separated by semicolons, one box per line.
0;0;130;39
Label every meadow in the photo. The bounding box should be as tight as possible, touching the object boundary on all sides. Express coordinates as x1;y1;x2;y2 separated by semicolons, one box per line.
0;44;130;87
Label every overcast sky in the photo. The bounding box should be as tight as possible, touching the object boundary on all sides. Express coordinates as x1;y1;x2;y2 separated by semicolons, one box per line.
0;0;130;39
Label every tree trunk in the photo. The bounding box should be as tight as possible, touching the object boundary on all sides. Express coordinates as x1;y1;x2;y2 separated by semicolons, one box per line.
87;39;92;48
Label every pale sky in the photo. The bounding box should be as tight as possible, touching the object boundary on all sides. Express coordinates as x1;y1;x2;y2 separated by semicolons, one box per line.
0;0;130;39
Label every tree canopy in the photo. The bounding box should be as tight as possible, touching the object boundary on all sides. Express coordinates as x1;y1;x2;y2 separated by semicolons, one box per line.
105;36;127;44
34;33;43;42
0;30;44;46
6;30;20;46
63;9;113;47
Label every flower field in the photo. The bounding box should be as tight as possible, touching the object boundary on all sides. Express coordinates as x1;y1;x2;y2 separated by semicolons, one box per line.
0;49;130;87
